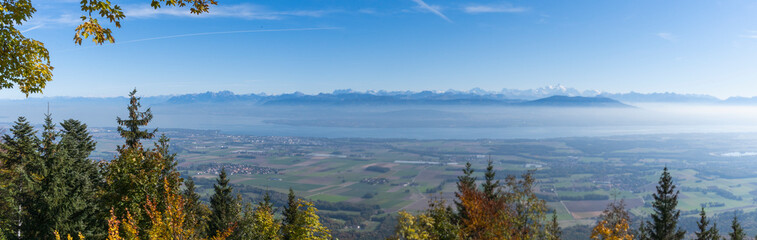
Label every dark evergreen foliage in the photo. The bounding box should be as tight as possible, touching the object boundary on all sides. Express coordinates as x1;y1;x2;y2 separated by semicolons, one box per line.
636;220;650;240
0;117;40;239
482;158;500;200
646;167;686;240
209;169;239;238
547;212;561;240
183;176;209;238
102;90;183;232
282;188;303;240
454;162;476;222
709;222;720;240
729;214;745;240
117;89;156;148
695;207;719;240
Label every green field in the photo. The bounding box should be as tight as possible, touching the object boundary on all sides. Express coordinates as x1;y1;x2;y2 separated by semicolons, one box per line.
85;129;757;237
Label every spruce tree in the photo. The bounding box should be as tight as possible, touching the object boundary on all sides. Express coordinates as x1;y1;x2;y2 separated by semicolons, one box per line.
646;167;685;240
209;168;239;238
1;117;39;167
154;134;182;211
282;188;303;240
636;220;651;240
39;113;57;164
25;114;64;239
695;207;720;240
59;119;96;162
260;192;274;211
116;89;156;148
695;207;711;240
58;119;104;238
103;90;181;231
729;215;745;240
709;223;720;240
183;176;209;238
482;158;500;200
454;162;476;221
546;212;561;240
0;117;40;239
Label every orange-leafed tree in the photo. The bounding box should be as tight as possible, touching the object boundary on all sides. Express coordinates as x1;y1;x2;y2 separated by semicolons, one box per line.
591;200;633;240
591;219;633;240
457;185;510;239
397;163;553;240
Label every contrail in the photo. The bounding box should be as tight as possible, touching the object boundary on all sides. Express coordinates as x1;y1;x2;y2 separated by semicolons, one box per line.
411;0;451;22
21;24;44;33
60;27;340;52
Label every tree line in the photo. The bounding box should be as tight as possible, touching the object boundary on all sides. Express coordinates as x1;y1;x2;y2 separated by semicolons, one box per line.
589;167;755;240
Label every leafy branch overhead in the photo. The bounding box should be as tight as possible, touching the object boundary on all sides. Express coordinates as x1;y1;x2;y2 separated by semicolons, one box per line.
0;0;217;96
74;0;218;45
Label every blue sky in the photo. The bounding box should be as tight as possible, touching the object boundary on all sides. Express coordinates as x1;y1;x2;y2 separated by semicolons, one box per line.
4;0;757;99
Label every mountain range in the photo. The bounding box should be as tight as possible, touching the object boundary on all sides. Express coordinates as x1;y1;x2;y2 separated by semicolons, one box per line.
164;89;630;107
9;85;757;106
159;85;737;106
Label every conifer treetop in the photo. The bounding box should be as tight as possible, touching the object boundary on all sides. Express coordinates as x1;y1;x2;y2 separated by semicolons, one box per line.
116;89;156;148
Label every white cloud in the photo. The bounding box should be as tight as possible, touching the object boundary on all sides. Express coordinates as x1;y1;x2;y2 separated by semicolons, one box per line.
410;0;451;22
117;27;341;44
657;32;676;42
740;30;757;39
125;4;334;20
358;8;377;15
463;4;528;14
19;14;81;32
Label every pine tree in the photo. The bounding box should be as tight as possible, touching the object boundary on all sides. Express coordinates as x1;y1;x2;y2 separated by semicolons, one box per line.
729;214;745;240
454;162;476;222
282;188;303;240
695;207;711;240
209;169;239;238
646;167;685;240
482;158;500;200
117;89;156;148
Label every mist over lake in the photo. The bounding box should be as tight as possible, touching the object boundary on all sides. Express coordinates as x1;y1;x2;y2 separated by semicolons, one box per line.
4;99;757;139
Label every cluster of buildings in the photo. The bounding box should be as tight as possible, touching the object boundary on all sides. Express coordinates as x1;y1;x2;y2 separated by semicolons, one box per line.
360;177;389;185
195;164;279;176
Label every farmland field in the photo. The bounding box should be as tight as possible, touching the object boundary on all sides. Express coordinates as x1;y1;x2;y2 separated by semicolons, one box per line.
83;128;757;237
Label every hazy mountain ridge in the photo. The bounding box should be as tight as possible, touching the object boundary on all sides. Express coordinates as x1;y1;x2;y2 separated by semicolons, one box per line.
159;85;709;107
7;85;752;106
521;96;632;107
